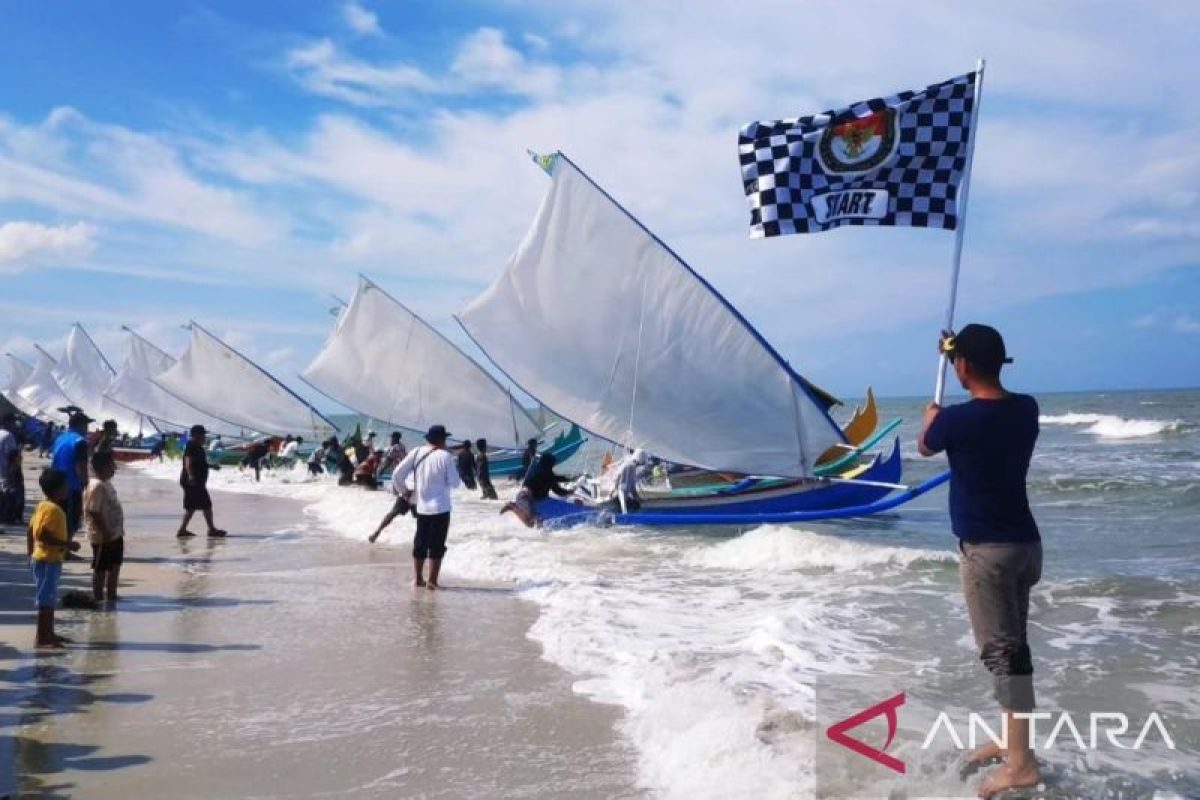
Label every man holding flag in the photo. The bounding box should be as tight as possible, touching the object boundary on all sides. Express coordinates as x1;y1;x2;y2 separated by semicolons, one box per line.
742;67;1046;797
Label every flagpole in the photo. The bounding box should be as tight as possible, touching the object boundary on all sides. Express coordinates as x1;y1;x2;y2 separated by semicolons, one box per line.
933;58;986;405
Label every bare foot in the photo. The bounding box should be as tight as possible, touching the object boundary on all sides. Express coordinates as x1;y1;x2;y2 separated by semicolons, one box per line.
53;634;74;644
177;529;197;538
960;741;1006;779
368;531;381;543
36;639;67;649
977;762;1042;798
413;578;426;587
426;582;439;591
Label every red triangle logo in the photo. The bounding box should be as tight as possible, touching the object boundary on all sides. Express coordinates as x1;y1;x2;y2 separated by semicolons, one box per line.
825;691;906;774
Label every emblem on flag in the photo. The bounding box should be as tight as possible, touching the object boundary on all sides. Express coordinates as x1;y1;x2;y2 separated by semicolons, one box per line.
739;72;976;237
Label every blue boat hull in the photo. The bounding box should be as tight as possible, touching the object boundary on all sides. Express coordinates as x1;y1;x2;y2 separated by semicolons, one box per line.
535;438;903;526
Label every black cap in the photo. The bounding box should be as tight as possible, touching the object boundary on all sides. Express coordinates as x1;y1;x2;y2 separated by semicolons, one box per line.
425;424;450;443
190;424;207;436
102;419;118;431
60;406;93;428
948;324;1012;373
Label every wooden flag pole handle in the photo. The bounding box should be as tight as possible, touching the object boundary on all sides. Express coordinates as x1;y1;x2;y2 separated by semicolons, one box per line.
934;58;986;405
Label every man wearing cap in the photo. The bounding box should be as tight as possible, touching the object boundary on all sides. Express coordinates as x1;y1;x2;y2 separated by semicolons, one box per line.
918;323;1042;797
177;424;226;538
94;419;118;455
387;424;461;589
50;408;91;540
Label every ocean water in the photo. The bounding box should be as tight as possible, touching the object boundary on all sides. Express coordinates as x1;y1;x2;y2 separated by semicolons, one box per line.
140;388;1199;799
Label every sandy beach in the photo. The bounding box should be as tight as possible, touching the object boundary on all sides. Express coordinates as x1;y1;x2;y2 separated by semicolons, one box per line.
0;460;641;799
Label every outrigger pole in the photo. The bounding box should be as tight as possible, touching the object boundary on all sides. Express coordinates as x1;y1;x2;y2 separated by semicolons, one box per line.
933;58;986;405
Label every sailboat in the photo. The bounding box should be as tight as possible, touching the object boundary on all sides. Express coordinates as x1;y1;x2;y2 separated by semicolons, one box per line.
52;323;148;436
460;152;946;526
153;322;338;439
103;328;255;441
15;347;74;423
301;275;585;473
2;354;33;412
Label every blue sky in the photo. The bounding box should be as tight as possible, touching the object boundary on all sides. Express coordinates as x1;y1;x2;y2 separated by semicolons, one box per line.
2;0;1198;411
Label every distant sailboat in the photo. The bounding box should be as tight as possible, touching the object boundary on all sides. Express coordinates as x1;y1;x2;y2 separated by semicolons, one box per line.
302;275;542;449
53;323;146;435
153;322;338;438
16;347;74;423
103;328;252;439
2;354;33;410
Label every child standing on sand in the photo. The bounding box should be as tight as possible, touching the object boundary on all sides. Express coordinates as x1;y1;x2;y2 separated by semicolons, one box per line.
85;452;126;603
27;468;80;648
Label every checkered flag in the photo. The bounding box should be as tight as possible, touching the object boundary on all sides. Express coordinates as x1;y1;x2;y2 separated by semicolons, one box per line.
739;72;976;237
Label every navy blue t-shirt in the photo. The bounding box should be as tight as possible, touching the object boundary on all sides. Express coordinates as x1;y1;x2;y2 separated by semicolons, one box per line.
923;394;1040;544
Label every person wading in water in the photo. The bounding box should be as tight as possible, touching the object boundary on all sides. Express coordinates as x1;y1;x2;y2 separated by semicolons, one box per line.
388;425;460;589
919;324;1042;798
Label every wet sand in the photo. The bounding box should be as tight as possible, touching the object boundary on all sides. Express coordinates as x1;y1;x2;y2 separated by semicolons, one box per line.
0;461;640;799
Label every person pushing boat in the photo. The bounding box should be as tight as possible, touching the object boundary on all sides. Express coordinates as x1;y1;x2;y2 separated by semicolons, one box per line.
918;324;1042;798
501;451;573;527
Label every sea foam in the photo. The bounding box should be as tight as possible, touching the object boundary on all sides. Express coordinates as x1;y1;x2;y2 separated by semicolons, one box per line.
1039;412;1183;439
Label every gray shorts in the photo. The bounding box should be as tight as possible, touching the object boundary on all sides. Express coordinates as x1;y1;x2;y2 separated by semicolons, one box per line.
959;540;1043;712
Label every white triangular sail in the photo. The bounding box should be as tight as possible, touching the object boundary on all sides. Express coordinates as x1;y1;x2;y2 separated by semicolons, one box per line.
16;348;74;422
103;331;250;438
3;354;33;404
53;324;117;417
153;323;337;438
301;276;541;449
459;153;845;478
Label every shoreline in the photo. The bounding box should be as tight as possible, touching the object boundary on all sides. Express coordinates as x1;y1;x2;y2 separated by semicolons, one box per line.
1;459;641;799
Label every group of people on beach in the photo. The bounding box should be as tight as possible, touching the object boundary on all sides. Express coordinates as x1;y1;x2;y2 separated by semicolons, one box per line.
5;319;1044;796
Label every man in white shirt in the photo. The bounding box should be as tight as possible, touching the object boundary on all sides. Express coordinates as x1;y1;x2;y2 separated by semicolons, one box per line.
388;424;460;589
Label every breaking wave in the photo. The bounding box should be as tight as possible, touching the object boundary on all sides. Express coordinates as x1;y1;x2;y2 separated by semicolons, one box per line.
1039;412;1184;439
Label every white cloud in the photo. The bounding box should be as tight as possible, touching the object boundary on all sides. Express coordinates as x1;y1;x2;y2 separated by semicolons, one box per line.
0;220;96;272
451;28;560;96
342;1;382;37
284;27;562;107
1130;313;1158;329
285;40;438;107
0;108;284;248
1173;315;1200;334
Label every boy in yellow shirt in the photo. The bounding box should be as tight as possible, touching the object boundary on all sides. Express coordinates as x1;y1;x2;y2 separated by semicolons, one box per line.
85;452;125;603
27;468;80;648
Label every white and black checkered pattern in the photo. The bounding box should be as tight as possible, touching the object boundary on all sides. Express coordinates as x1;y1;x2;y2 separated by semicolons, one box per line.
739;72;975;237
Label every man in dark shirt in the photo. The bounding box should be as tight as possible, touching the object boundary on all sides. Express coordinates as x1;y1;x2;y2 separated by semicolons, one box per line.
475;438;497;500
178;425;226;538
919;323;1041;797
455;441;477;491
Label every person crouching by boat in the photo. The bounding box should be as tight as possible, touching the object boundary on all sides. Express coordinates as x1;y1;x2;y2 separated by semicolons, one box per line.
354;450;383;490
388;425;460;589
456;440;477;491
475;438;497;500
377;432;406;479
335;446;355;486
501;452;573;528
241;439;271;482
606;449;648;513
918;324;1042;798
178;425;227;538
308;438;332;476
